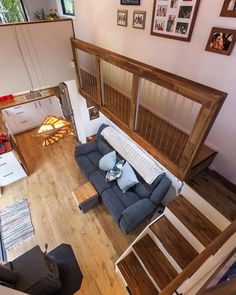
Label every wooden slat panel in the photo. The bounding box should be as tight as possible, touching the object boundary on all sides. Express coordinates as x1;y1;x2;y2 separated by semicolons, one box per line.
133;235;178;290
103;83;130;126
150;216;198;269
117;251;159;295
167;195;221;247
137;105;188;164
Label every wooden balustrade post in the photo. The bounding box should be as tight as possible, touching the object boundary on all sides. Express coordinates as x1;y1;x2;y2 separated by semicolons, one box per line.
179;98;226;179
130;74;140;130
95;57;103;106
71;41;82;89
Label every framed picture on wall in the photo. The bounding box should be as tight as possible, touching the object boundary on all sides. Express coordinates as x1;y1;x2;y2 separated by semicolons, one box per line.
220;0;236;17
205;27;236;56
133;11;146;29
117;9;128;27
151;0;201;42
89;107;100;121
121;0;140;5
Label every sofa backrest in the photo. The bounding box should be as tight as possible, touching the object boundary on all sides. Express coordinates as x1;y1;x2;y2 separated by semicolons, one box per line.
96;126;166;198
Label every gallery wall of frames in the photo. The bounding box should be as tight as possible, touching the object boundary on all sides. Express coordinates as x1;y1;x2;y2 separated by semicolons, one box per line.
117;0;236;56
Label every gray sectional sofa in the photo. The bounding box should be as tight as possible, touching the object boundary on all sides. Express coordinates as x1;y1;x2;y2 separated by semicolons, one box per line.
74;124;171;234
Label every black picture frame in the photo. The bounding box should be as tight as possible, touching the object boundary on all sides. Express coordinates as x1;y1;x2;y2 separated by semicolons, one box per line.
121;0;140;5
61;0;75;16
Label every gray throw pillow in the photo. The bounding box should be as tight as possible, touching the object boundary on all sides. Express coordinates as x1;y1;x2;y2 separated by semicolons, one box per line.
105;160;125;182
99;151;117;171
117;161;139;193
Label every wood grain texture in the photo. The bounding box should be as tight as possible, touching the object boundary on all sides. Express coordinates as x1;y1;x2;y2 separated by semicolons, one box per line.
160;220;236;295
150;216;198;269
0;130;146;295
72;182;98;203
117;251;159;295
188;169;236;222
71;38;226;104
133;235;178;290
71;38;226;180
167;195;221;247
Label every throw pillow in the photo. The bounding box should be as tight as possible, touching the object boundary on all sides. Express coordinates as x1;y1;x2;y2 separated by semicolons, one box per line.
105;160;125;182
117;161;139;193
99;151;117;171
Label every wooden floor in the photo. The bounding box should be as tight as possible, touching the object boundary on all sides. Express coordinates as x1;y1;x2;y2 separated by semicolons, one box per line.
188;169;236;222
0;130;144;295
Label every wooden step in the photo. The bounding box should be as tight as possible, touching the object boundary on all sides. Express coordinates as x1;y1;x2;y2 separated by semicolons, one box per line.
133;235;178;290
150;216;198;269
117;251;159;295
167;195;221;247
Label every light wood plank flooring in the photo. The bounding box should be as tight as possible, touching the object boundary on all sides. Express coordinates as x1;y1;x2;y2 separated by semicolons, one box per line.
0;130;144;295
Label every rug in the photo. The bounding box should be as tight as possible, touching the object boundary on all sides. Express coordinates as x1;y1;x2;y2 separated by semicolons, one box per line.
48;244;83;295
0;199;35;252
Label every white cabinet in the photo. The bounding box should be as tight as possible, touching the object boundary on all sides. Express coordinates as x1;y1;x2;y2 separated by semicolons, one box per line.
2;96;63;134
37;96;63;118
0;151;27;187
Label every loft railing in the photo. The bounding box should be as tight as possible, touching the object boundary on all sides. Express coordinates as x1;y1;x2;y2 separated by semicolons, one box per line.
71;38;227;180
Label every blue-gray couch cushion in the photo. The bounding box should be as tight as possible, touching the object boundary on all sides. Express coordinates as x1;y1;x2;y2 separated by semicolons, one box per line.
89;170;113;195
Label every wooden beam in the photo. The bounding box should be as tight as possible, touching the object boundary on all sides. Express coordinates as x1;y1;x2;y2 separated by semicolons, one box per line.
71;38;226;105
129;74;139;130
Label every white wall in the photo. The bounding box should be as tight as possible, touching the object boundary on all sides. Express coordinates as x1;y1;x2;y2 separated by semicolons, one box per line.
74;0;236;184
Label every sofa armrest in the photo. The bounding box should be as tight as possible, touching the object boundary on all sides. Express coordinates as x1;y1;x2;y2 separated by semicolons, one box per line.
120;199;155;234
74;141;98;157
149;176;171;205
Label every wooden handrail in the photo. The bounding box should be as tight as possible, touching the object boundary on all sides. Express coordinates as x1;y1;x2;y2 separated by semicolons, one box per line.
71;38;227;180
160;220;236;295
71;38;226;104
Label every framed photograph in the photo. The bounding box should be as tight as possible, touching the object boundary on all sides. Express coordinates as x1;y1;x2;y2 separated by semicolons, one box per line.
121;0;140;5
133;10;146;29
220;0;236;17
89;107;100;121
117;9;128;27
205;27;236;56
151;0;201;42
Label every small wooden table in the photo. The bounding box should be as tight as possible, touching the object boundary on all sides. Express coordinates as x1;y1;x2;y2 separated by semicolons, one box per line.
72;182;99;213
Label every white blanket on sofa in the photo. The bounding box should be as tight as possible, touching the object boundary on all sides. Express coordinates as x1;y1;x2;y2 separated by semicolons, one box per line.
101;126;164;184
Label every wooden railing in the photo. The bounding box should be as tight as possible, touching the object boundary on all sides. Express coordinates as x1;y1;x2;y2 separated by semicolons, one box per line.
71;38;227;180
160;220;236;295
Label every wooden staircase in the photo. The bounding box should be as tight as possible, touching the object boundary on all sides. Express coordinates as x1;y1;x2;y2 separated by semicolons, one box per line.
116;184;233;295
